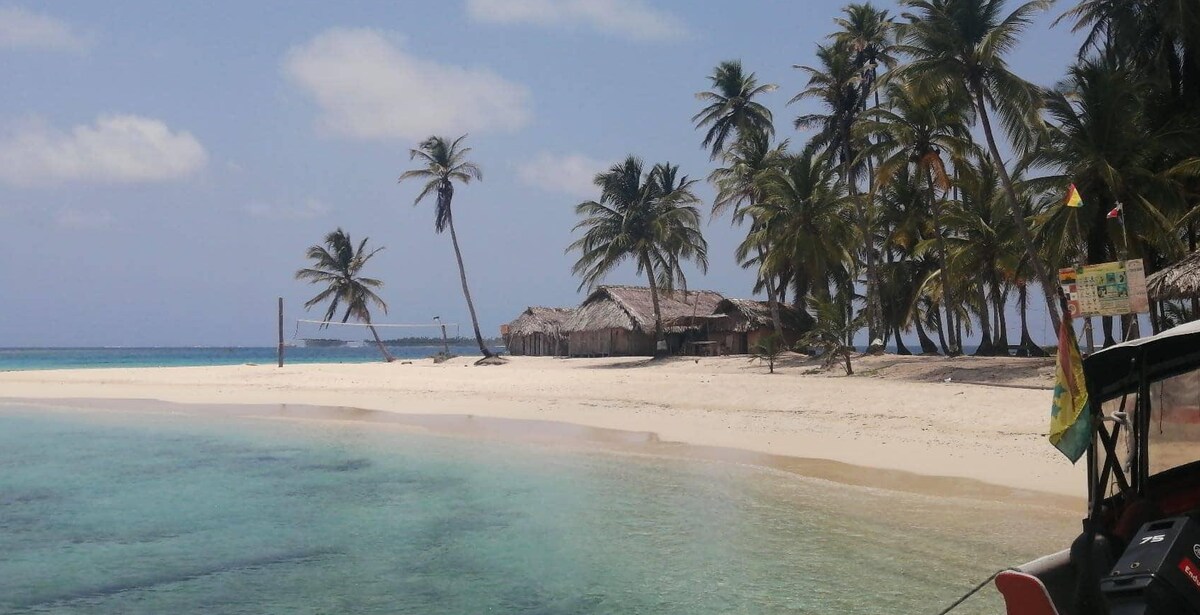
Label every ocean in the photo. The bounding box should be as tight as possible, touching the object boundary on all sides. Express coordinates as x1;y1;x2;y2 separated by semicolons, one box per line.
0;346;481;372
0;400;1075;614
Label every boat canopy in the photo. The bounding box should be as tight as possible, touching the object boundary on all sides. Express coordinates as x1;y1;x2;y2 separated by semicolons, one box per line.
1084;319;1200;404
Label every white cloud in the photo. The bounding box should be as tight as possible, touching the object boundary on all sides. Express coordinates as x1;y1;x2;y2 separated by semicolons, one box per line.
466;0;690;41
245;198;330;220
0;6;91;52
55;208;113;229
0;115;208;186
283;28;531;140
517;152;609;198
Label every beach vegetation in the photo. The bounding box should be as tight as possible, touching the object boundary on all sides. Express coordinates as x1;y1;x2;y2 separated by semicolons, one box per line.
399;134;498;360
682;0;1200;359
749;333;788;374
295;228;394;363
799;291;863;376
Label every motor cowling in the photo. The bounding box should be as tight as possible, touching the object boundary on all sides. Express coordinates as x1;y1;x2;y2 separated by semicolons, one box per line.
1101;516;1200;615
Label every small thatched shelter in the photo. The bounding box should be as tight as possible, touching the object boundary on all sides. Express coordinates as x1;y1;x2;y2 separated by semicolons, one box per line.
707;299;811;354
564;285;724;357
1147;250;1200;302
665;299;811;354
503;307;574;356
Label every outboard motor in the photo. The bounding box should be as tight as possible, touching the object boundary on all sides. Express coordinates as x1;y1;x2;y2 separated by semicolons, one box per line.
1101;516;1200;614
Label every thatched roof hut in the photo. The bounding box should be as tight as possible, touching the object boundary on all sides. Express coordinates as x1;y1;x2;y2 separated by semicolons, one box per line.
504;307;574;356
665;298;812;354
564;285;724;357
564;285;725;333
1147;250;1200;301
709;299;812;332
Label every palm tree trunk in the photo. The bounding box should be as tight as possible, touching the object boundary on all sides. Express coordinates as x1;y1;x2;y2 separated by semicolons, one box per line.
927;169;958;355
1016;283;1048;357
894;323;912;355
1102;315;1117;347
364;315;395;363
995;288;1010;354
972;84;1062;333
865;155;880;348
934;305;950;355
445;208;493;358
641;252;664;351
757;245;784;338
914;312;939;355
975;287;996;356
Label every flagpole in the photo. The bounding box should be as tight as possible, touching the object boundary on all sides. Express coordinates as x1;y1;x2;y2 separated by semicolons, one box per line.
1111;200;1140;340
1115;200;1130;260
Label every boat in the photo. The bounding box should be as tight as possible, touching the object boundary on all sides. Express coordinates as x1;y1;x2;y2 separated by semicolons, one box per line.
300;338;349;348
995;319;1200;615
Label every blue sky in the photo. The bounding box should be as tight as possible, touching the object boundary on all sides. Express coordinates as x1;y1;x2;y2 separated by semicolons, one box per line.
0;1;1084;347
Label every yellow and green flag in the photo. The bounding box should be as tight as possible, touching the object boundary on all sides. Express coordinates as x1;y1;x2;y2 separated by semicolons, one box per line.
1049;313;1091;462
1066;184;1084;208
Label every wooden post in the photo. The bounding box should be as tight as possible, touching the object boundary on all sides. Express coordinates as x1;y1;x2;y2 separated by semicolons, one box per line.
440;323;450;356
277;297;284;367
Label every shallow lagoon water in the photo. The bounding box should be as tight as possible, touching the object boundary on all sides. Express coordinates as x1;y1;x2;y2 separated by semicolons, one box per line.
0;402;1076;614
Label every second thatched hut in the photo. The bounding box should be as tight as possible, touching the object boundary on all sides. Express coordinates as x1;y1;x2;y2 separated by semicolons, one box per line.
563;285;724;357
503;307;574;356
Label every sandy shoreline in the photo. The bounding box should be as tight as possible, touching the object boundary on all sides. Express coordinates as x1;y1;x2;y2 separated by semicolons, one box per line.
0;353;1086;504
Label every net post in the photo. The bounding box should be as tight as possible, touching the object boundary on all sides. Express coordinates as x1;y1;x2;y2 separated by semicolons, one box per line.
277;297;284;368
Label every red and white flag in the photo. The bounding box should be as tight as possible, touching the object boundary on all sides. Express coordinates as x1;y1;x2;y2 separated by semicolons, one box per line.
1106;204;1123;219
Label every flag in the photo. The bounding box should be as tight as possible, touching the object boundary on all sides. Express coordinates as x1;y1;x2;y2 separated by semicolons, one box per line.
1049;312;1092;462
1066;184;1083;208
1107;204;1123;219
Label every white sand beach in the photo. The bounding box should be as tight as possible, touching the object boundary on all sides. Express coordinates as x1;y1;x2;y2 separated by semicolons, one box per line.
0;353;1085;502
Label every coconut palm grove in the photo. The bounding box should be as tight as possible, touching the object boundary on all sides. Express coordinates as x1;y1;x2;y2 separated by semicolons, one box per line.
564;0;1200;357
300;0;1200;361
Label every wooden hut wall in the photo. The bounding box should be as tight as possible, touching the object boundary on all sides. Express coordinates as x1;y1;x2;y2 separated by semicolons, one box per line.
568;328;655;357
510;333;568;357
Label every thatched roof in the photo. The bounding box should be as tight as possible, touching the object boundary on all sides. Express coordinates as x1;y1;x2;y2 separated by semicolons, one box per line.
1148;251;1200;301
713;299;812;332
506;307;575;338
667;298;811;332
564;285;725;333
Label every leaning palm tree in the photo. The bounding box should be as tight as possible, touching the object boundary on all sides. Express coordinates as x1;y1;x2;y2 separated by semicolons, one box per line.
899;0;1063;332
693;60;778;160
398;135;494;359
569;156;709;343
295;228;394;363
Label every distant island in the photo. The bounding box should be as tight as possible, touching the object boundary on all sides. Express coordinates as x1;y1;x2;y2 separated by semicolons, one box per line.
366;336;503;348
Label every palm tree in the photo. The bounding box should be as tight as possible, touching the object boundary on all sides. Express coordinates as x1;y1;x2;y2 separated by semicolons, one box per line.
569;156;709;342
295;228;394;363
398;135;494;358
709;129;790;337
833;3;899;345
860;79;975;354
793;42;878;339
800;290;863;375
876;165;942;354
693;60;779;160
742;148;855;308
943;155;1024;355
899;0;1063;333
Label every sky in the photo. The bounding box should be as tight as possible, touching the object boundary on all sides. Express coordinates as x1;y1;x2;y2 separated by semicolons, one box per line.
0;1;1087;347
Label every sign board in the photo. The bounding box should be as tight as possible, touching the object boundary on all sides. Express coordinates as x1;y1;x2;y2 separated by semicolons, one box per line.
1059;260;1150;317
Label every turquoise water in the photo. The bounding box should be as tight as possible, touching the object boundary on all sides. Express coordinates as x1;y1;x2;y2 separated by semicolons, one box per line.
0;403;1069;614
0;346;480;371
